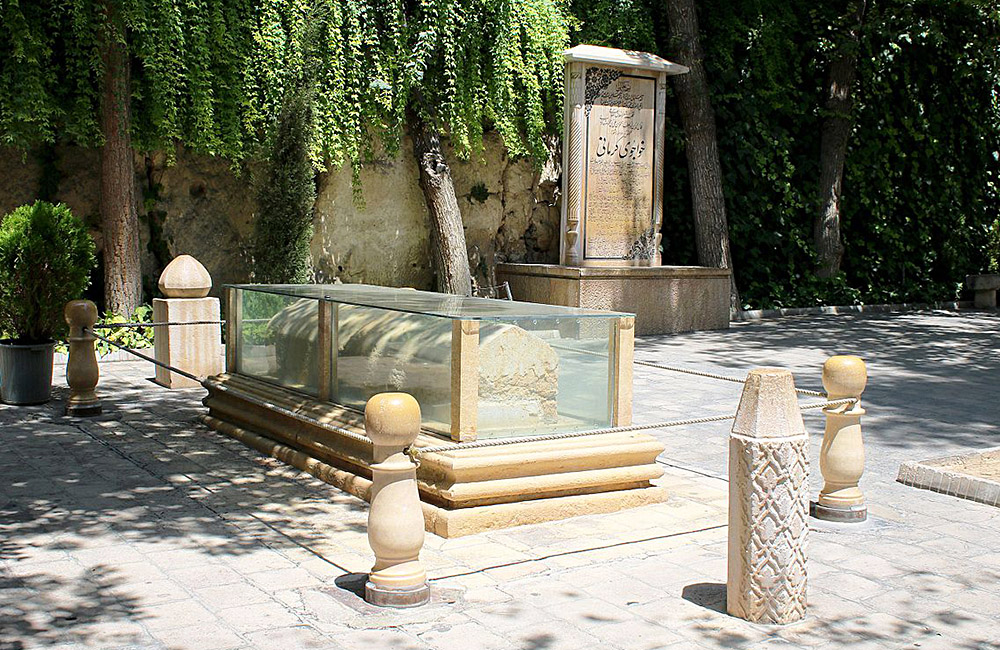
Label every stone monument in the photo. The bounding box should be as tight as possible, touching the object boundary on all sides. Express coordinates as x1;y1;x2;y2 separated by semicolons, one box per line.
153;255;224;388
727;368;808;624
497;45;731;335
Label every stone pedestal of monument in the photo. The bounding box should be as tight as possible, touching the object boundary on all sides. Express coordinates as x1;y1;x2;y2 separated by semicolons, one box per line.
498;45;731;335
153;255;224;388
497;264;730;336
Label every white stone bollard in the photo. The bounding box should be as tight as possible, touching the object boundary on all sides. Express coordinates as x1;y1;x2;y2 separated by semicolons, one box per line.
364;393;430;607
814;355;868;522
65;300;102;416
153;255;223;388
727;368;808;624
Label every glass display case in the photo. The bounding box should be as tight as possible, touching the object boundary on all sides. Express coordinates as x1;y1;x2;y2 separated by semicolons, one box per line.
226;284;634;441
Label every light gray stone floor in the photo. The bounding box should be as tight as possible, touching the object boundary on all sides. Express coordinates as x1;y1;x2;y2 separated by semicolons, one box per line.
2;309;998;649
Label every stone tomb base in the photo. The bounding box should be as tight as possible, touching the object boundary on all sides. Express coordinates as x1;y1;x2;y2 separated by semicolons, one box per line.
496;263;731;336
201;373;667;537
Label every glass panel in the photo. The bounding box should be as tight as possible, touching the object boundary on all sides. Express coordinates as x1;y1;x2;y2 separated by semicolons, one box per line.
227;283;630;321
237;288;320;397
335;304;453;434
230;283;628;440
476;317;612;438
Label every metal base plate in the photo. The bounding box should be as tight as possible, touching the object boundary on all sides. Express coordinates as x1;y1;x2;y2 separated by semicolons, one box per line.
364;581;430;608
810;501;867;523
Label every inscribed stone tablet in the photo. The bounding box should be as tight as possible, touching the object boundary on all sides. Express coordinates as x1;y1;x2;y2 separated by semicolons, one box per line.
583;71;656;260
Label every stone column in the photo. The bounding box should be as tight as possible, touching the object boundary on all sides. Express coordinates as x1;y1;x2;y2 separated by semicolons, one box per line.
153;255;223;388
814;355;868;522
65;300;102;416
365;392;430;608
727;368;808;624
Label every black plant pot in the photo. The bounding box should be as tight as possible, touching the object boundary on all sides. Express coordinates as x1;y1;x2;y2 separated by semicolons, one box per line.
0;339;55;405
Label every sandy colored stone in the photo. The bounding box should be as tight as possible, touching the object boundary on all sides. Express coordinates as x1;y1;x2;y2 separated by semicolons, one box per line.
364;393;429;605
497;263;730;335
478;323;559;428
816;356;868;516
727;368;808;625
153;297;223;388
158;254;212;298
559;46;686;267
201;372;665;536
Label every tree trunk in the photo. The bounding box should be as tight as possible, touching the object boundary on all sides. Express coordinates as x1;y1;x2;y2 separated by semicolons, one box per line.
665;0;740;311
814;1;867;279
100;8;141;315
409;107;472;296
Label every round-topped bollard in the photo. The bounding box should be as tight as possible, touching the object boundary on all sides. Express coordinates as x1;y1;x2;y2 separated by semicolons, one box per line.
814;355;868;522
158;254;212;298
364;393;429;608
65;300;101;416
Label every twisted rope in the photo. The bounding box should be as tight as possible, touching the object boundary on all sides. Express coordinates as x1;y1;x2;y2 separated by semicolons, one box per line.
92;320;225;329
410;412;738;457
633;358;827;398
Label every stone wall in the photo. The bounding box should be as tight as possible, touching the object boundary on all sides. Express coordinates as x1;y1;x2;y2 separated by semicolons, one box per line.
0;132;560;301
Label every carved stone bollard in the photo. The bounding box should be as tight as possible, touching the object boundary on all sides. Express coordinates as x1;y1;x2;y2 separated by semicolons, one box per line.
727;368;808;624
813;355;868;522
153;255;223;388
65;300;102;416
364;393;429;608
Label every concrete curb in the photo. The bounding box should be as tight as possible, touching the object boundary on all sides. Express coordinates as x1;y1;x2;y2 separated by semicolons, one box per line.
737;301;976;322
896;447;1000;508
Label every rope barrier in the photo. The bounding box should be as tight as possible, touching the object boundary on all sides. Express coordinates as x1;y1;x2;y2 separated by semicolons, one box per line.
86;328;203;383
552;342;825;397
92;320;225;329
799;397;857;410
409;412;738;458
407;396;856;458
633;358;826;397
83;328;850;460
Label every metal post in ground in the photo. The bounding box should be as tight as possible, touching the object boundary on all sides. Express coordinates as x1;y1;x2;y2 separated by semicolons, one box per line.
364;392;429;608
64;300;102;416
727;368;808;624
813;355;868;522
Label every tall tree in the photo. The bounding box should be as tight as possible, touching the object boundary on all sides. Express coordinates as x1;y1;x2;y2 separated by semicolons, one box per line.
410;106;472;294
398;0;569;294
665;0;740;310
0;0;254;314
98;2;140;314
814;0;867;279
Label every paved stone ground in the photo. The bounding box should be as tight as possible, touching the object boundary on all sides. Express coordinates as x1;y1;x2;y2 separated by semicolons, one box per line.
2;309;998;650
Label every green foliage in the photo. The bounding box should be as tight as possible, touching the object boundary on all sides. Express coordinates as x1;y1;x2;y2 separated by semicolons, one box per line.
0;201;96;342
94;305;154;355
578;0;1000;308
2;0;571;177
0;0;253;160
251;90;317;284
841;0;1000;302
410;0;571;163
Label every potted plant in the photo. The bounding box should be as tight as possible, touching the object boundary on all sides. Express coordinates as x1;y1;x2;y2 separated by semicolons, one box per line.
0;201;96;405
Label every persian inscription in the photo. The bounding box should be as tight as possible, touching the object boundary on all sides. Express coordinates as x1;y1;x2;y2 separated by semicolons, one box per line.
583;71;655;260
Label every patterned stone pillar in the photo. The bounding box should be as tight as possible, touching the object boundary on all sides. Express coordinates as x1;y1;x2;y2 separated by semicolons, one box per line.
727;368;808;624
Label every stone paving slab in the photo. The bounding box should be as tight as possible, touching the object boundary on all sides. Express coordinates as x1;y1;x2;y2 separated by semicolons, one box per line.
2;309;999;649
